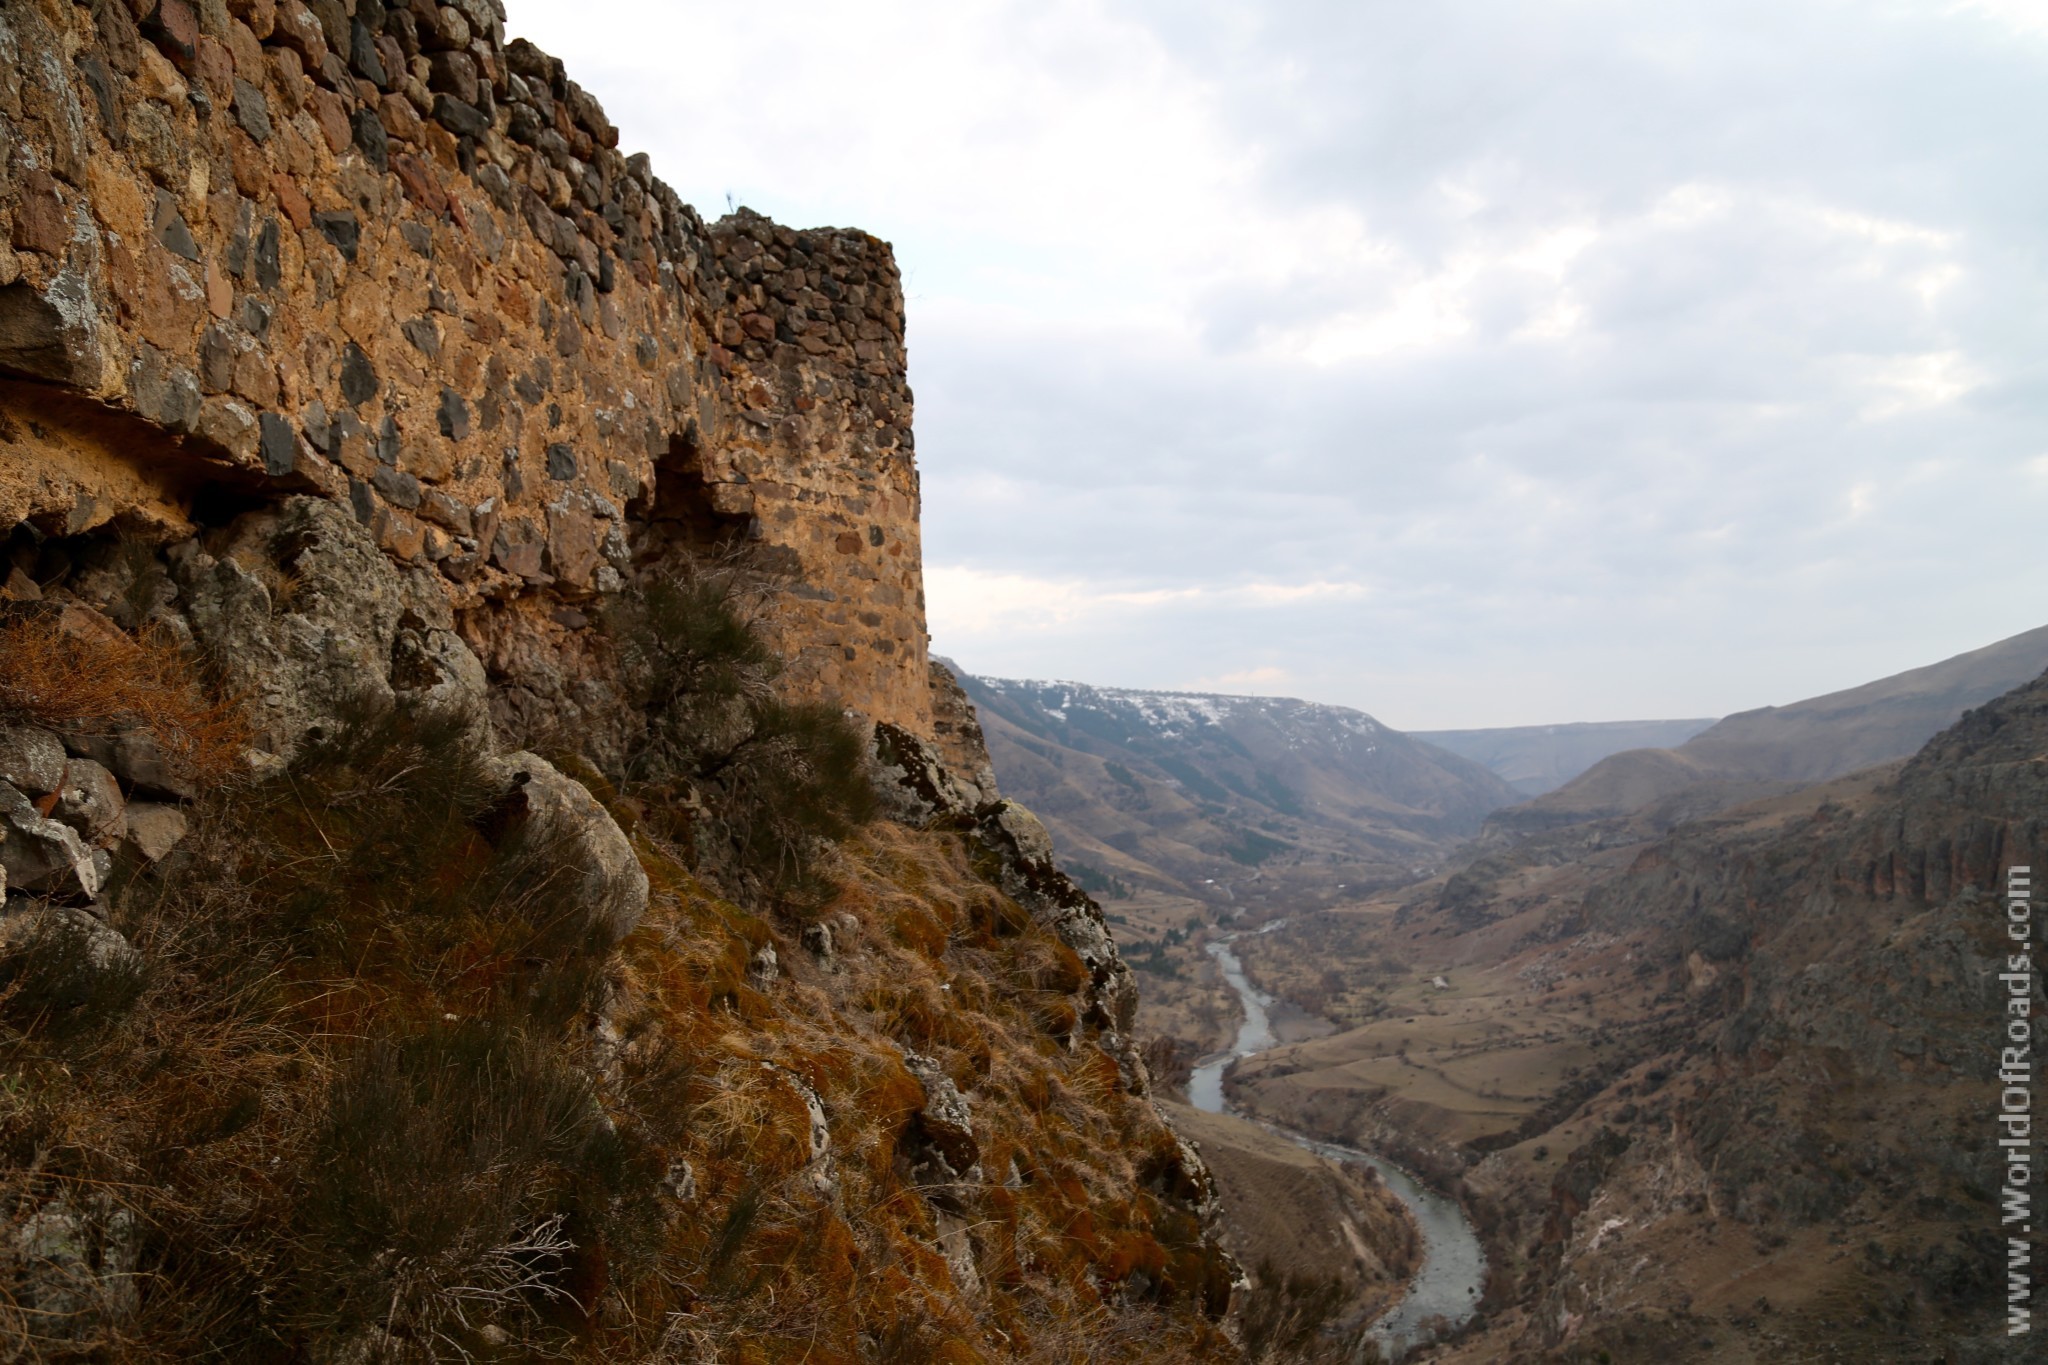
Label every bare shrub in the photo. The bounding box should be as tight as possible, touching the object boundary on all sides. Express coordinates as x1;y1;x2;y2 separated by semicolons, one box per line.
285;1021;606;1354
1238;1258;1377;1364
605;567;876;907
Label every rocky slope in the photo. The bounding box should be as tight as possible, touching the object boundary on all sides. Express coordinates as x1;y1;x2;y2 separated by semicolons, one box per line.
956;670;1519;912
1161;1102;1418;1343
0;2;1247;1357
1491;623;2048;837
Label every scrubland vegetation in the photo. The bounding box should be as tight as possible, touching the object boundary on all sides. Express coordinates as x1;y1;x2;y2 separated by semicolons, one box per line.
0;578;1233;1363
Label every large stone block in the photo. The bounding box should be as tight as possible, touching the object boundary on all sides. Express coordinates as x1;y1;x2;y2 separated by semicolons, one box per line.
0;781;104;899
485;751;647;943
0;280;101;387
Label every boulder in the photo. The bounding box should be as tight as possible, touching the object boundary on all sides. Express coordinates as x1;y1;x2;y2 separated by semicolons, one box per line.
485;752;647;942
50;758;126;848
121;803;188;863
903;1051;978;1178
0;726;67;797
660;1159;697;1204
0;903;142;1008
63;730;197;802
0;782;103;898
867;720;989;827
2;1197;140;1340
765;1062;835;1199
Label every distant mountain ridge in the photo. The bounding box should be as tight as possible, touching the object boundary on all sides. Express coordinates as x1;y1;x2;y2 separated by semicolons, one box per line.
1415;718;1717;796
952;669;1520;908
1490;622;2048;837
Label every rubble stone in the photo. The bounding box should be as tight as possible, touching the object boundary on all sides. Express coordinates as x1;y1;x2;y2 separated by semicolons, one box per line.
902;1050;979;1178
122;803;189;863
0;726;69;798
485;751;647;942
0;782;103;899
50;758;127;849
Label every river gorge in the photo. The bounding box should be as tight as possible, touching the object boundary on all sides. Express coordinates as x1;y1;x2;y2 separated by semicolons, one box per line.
1188;926;1487;1360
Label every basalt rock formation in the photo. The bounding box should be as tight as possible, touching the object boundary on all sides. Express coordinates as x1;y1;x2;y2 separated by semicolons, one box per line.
0;2;1236;1358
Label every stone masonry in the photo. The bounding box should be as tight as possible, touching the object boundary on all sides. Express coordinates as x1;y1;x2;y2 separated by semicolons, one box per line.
0;0;932;734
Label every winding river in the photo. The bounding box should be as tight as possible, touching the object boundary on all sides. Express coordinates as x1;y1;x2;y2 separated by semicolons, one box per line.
1188;925;1487;1361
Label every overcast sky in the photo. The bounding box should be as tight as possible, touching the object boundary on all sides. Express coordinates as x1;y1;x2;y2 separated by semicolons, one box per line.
514;0;2048;729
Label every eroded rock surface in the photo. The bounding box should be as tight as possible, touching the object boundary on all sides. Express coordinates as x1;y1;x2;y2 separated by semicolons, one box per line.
174;495;486;753
0;781;103;899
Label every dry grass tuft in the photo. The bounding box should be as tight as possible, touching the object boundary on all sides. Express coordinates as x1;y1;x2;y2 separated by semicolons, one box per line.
0;612;250;784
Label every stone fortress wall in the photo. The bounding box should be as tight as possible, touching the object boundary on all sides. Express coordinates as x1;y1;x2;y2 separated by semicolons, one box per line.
0;0;933;735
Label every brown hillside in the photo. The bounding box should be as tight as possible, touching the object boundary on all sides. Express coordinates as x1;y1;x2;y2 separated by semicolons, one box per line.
1413;717;1716;797
957;671;1518;914
1491;622;2048;836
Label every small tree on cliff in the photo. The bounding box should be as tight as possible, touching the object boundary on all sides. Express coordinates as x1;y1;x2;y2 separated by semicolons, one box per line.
605;565;875;906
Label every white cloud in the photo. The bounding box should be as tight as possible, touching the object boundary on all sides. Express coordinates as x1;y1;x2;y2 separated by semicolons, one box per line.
926;566;1369;642
1856;350;1982;417
513;0;2048;726
1947;0;2048;40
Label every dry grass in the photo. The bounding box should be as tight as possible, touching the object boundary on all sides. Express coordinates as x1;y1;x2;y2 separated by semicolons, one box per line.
583;819;1236;1363
0;616;1234;1363
0;612;250;786
0;679;640;1360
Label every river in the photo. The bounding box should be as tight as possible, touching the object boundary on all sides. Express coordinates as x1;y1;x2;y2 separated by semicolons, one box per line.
1188;926;1487;1361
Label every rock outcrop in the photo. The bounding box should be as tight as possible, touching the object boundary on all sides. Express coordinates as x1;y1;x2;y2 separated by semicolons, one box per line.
486;747;647;939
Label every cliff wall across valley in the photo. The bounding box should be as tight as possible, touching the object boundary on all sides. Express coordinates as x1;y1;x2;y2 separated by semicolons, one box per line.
0;0;930;737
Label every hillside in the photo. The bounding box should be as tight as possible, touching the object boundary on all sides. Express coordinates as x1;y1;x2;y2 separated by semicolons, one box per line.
1490;623;2048;836
1160;1102;1418;1337
1413;718;1715;796
1221;668;2047;1360
0;2;1249;1358
954;670;1520;911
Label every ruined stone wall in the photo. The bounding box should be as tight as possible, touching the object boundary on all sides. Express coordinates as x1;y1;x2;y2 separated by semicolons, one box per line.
0;0;932;734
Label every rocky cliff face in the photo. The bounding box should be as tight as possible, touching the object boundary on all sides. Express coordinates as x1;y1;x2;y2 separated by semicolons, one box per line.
1212;668;2047;1360
1434;673;2048;1361
0;2;1236;1357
